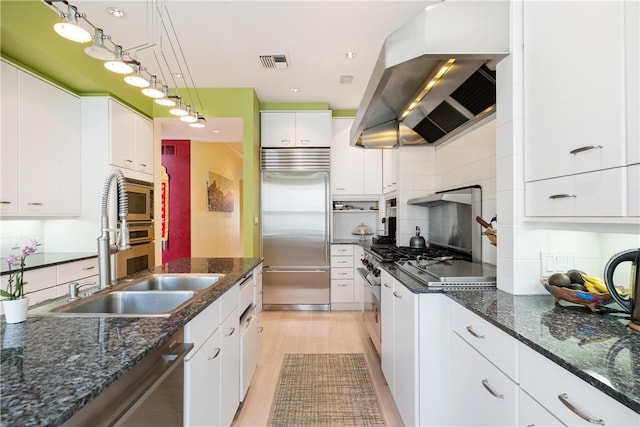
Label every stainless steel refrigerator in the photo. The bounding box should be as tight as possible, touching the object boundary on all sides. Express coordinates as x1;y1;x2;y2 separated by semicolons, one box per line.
261;148;330;310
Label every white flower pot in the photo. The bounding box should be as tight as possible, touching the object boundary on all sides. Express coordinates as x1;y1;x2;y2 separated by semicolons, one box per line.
2;297;29;324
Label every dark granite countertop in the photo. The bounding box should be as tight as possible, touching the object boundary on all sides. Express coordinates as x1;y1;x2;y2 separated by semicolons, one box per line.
381;261;640;414
0;257;263;427
1;253;98;275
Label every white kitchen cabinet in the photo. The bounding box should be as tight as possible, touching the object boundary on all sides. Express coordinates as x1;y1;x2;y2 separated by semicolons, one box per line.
0;60;81;217
110;100;154;176
1;60;19;214
331;118;382;196
451;332;518;426
331;244;362;310
519;342;640;426
629;164;640;216
261;111;331;147
220;306;240;427
519;389;564;427
382;149;398;194
523;1;628;183
525;167;626;217
380;269;395;392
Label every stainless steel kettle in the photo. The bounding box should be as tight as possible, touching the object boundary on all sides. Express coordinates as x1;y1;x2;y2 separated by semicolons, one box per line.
409;226;426;249
603;248;640;331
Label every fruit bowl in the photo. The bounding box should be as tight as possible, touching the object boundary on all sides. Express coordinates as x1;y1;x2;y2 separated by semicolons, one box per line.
540;279;613;312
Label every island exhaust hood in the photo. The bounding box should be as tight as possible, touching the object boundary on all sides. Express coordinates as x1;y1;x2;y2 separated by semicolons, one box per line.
351;1;510;148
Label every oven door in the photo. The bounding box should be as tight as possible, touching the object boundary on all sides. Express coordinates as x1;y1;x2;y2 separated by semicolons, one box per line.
123;181;153;222
116;241;155;278
359;268;381;355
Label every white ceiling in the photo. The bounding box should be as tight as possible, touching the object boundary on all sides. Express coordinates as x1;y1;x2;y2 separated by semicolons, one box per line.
73;0;431;143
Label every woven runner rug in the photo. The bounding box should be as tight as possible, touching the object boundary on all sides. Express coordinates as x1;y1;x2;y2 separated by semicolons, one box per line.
268;353;385;427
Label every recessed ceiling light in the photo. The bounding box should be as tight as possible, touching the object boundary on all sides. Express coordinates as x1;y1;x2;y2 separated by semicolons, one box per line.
173;72;183;79
345;52;357;59
212;130;220;133
107;7;125;18
290;87;300;93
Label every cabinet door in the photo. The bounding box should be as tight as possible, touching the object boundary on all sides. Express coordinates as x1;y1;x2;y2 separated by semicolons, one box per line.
184;328;221;427
363;149;382;195
393;282;418;427
519;389;564;427
629;165;640;216
451;333;518;426
18;71;81;215
382;149;397;193
524;1;626;182
331;280;353;303
110;100;137;170
331;118;363;195
380;269;395;392
295;111;331;147
0;61;18;214
261;112;295;147
134;114;154;175
220;307;240;427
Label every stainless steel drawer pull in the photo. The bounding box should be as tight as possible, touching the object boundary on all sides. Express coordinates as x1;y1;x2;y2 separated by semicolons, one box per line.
208;347;221;361
124;159;133;163
225;327;236;337
384;283;392;288
569;145;603;155
393;291;401;298
27;202;43;206
139;163;147;167
466;326;485;339
82;266;96;271
0;201;11;204
557;393;604;425
549;194;577;199
338;283;348;287
258;327;264;333
481;379;503;399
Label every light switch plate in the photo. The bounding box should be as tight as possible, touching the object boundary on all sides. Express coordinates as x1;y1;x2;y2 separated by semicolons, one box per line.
540;251;575;277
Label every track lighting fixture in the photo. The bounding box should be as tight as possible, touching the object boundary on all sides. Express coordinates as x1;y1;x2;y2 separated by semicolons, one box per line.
169;99;188;116
155;86;177;107
141;76;164;99
189;115;206;128
124;64;150;88
53;4;92;43
104;45;133;74
180;106;198;123
84;28;113;60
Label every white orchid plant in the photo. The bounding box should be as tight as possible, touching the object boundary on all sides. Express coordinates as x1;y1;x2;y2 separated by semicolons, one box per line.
1;240;40;301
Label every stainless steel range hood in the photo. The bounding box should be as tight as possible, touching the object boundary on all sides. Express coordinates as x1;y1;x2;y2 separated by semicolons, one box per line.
351;1;510;148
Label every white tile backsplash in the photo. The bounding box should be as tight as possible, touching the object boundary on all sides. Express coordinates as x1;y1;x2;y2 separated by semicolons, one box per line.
0;220;45;258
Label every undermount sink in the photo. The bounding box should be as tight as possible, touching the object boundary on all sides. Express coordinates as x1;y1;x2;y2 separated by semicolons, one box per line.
52;291;197;316
122;274;224;292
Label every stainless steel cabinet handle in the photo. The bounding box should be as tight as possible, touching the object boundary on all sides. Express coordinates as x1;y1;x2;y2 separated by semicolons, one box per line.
481;379;504;399
393;291;401;298
27;202;43;206
82;266;96;271
225;327;236;337
466;325;485;339
280;139;292;144
208;347;221;361
569;145;603;154
258;327;264;333
557;393;605;425
384;283;392;288
139;163;147;168
124;159;133;163
549;194;577;199
338;283;348;287
0;201;11;204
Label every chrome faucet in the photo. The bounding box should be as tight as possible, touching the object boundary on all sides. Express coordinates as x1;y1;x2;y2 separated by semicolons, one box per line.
97;170;131;290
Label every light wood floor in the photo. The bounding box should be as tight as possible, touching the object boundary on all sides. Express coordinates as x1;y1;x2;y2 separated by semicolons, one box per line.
232;310;404;427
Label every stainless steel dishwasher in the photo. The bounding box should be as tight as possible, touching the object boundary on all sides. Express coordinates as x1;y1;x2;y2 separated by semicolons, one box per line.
63;329;193;427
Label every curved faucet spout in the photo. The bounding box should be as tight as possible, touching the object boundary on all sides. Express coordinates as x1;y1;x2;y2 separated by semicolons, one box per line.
98;170;130;289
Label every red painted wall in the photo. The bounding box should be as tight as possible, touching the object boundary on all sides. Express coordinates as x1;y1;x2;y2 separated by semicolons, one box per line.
161;139;191;263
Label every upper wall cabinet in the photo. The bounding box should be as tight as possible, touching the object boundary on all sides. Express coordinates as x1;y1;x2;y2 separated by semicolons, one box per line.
261;111;331;147
110;100;154;177
331;117;382;196
0;60;81;217
523;1;633;183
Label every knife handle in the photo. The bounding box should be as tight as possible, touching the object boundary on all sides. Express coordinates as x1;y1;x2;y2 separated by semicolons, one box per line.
475;216;491;228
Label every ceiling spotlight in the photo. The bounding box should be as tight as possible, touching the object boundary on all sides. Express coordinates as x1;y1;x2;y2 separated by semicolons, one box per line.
54;5;92;43
173;72;184;79
107;7;125;18
155;85;176;106
345;52;357;59
169;99;188;116
290;87;300;93
190;115;206;128
124;64;149;88
180;106;198;123
141;76;164;98
104;45;133;74
84;28;114;60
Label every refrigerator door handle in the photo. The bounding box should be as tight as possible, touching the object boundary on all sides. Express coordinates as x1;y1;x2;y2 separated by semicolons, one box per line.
264;269;328;273
324;173;329;263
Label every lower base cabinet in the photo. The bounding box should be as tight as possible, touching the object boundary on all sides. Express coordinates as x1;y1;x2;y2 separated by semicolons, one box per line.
519;388;564;426
220;306;240;427
184;327;222;426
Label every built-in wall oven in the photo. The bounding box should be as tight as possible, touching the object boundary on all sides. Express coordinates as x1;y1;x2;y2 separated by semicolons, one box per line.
120;179;154;222
359;252;382;355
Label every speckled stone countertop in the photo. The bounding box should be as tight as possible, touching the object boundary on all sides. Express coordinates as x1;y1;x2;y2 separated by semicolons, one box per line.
0;253;98;275
0;257;262;427
381;262;640;414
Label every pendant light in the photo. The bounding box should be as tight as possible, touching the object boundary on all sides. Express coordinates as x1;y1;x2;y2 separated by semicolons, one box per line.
141;76;164;98
180;106;198;123
53;4;92;43
124;64;150;88
84;28;113;60
105;45;133;74
155;85;176;107
169;99;188;116
189;115;206;128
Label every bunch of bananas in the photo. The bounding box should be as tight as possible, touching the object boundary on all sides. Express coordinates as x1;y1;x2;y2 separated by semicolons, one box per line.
580;273;609;294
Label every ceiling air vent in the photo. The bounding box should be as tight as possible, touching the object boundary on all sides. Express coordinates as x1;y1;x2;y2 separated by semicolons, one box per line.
259;54;289;69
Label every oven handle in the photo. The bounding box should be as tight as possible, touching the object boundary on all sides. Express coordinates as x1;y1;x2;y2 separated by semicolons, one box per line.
357;268;380;288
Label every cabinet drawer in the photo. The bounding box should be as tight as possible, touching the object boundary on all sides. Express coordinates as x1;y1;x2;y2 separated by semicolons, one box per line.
331;245;354;256
185;298;221;357
331;256;354;268
518;389;563;427
450;302;518;381
220;283;239;322
519;342;640;426
331;268;353;280
1;266;56;294
238;275;254;315
57;258;99;284
331;280;353;302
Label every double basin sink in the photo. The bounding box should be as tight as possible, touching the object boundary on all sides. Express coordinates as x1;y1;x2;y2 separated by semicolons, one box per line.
29;274;225;317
